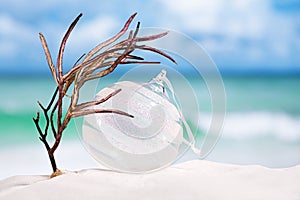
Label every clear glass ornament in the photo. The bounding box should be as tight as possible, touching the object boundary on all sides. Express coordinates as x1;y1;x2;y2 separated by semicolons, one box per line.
81;70;200;173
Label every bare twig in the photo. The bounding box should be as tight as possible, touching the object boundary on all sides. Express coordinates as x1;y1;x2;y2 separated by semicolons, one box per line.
120;61;161;65
50;102;58;137
32;87;59;172
74;88;122;111
136;31;169;42
137;45;177;64
71;109;134;118
57;13;83;78
39;33;58;84
82;13;137;63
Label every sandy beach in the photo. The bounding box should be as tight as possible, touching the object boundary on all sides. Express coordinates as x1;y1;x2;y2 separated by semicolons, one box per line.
0;160;299;200
1;0;300;199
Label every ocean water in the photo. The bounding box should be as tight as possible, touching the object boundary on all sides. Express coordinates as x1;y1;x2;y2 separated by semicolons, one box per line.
0;75;299;170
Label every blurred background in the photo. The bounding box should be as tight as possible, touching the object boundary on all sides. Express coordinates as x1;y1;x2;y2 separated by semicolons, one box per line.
0;0;299;179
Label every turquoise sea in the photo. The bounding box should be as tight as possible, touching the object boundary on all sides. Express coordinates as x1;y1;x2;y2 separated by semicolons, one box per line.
0;75;299;171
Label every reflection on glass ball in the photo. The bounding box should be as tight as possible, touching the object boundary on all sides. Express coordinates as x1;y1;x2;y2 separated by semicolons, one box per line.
82;72;189;173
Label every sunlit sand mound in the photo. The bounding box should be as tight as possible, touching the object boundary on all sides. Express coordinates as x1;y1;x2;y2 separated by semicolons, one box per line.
1;160;299;200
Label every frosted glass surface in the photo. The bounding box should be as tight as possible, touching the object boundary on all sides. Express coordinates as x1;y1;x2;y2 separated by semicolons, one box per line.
82;81;187;172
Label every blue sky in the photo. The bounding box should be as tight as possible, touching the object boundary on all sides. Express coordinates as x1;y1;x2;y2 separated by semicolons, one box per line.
0;0;299;75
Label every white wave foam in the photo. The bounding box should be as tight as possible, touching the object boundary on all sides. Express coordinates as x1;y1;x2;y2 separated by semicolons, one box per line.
198;112;300;141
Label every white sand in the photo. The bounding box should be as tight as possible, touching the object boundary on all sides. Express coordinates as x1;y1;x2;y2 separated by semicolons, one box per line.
0;160;299;200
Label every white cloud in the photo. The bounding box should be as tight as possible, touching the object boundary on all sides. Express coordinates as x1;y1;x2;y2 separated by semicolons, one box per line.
159;0;267;38
0;9;121;72
158;0;300;67
0;14;36;60
0;0;299;72
2;0;79;14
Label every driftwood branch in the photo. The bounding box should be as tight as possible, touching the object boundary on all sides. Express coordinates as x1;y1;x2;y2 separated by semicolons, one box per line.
57;13;83;79
32;86;59;172
34;12;176;177
39;33;58;84
74;88;122;111
71;109;134;118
